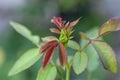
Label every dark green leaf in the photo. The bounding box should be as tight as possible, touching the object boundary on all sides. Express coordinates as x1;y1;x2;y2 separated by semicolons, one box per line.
72;51;88;75
8;48;42;76
93;40;118;73
10;21;40;46
99;17;120;36
36;64;57;80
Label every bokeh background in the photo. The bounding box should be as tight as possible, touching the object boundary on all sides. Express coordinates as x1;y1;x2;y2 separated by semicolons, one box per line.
0;0;120;80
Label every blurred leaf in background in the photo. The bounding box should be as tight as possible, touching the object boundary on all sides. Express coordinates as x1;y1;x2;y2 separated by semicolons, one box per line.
0;47;5;66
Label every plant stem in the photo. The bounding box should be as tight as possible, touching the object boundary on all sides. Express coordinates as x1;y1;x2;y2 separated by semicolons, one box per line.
65;64;70;80
80;42;90;51
57;68;64;80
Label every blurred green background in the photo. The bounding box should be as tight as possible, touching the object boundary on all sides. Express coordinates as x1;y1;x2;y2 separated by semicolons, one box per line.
0;0;120;80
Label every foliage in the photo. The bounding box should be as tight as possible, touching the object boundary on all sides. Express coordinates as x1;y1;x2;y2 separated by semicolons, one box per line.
36;64;57;80
72;51;88;75
8;48;42;76
8;17;120;80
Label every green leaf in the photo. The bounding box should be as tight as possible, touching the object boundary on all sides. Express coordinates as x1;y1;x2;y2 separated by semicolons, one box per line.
85;44;99;71
93;40;118;73
10;21;40;46
68;40;80;50
80;27;100;48
86;27;99;39
99;17;120;37
80;30;99;71
36;64;57;80
72;51;88;75
8;48;42;76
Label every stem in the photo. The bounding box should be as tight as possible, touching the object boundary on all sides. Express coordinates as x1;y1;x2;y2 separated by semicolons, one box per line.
95;35;101;39
57;68;64;80
80;41;90;51
51;61;64;80
65;64;70;80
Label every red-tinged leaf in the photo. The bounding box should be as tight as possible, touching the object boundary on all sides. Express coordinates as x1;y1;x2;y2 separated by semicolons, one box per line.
93;40;118;73
40;40;57;54
49;28;60;34
99;17;120;36
42;36;58;42
67;18;80;30
51;16;65;29
58;42;67;67
42;45;56;68
65;22;70;28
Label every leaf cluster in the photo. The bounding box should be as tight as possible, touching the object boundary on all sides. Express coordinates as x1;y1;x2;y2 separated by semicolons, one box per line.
8;17;119;80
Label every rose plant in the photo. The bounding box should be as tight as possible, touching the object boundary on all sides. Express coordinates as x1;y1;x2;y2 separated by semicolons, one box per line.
8;16;119;80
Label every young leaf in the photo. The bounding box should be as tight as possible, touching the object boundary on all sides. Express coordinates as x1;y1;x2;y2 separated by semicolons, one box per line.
8;48;42;76
72;51;88;75
99;17;120;37
10;21;40;46
36;64;57;80
68;40;80;50
41;36;58;42
93;40;118;73
42;45;56;69
67;18;80;30
58;42;67;67
56;56;72;67
49;28;60;34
